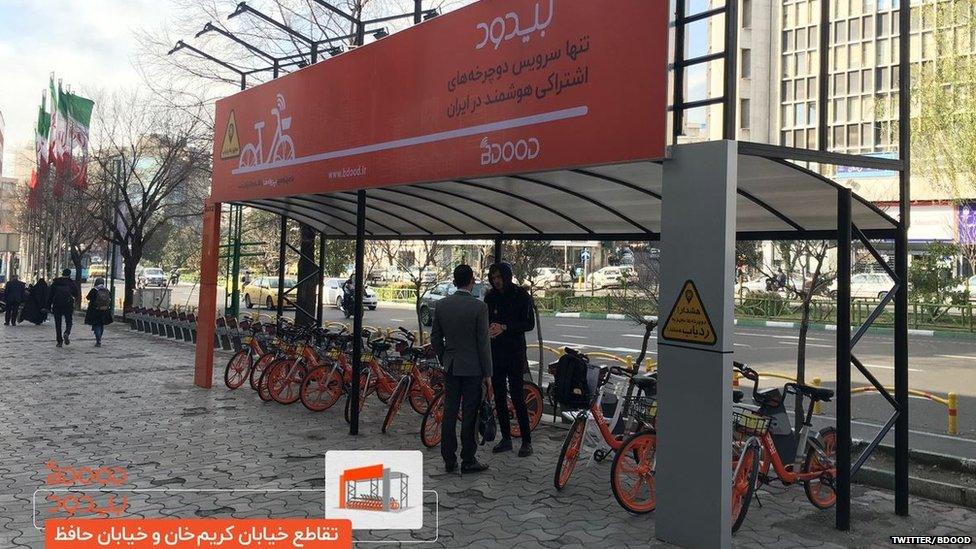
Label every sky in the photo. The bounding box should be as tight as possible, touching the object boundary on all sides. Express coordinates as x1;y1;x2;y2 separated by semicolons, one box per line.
0;0;712;178
0;0;165;177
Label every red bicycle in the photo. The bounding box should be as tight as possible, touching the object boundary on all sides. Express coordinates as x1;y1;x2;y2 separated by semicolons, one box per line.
223;318;268;389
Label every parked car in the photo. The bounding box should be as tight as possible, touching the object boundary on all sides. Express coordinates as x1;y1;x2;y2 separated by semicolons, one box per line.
136;267;168;288
828;273;894;299
529;267;571;289
737;274;807;296
417;280;488;326
323;278;378;310
242;276;297;309
953;275;976;300
398;267;439;285
586;266;637;288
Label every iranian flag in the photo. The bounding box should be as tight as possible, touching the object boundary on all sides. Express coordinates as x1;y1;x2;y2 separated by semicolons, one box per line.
35;94;51;179
48;77;65;168
62;90;95;188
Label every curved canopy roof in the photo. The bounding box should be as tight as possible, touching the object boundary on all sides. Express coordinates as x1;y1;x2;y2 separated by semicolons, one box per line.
233;145;898;241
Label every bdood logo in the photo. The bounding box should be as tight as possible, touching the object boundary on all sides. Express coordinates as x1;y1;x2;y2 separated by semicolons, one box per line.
480;136;541;166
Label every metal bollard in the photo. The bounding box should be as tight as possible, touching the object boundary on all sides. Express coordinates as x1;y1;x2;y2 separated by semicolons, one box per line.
732;371;740;388
948;392;958;435
813;378;823;415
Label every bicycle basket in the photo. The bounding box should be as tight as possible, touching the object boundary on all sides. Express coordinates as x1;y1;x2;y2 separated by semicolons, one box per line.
621;396;657;425
732;409;770;437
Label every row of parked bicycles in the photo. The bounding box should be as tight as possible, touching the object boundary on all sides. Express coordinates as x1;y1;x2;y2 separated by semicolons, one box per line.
220;316;544;444
215;313;836;534
547;326;838;532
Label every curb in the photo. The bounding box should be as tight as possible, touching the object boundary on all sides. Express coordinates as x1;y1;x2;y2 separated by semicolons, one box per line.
851;441;976;509
535;311;976;340
855;467;976;509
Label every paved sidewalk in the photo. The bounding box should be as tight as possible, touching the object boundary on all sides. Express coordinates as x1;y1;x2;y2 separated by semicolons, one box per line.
0;321;973;548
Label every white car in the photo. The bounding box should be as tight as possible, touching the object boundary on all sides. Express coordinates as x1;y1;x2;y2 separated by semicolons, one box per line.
323;278;378;310
529;267;571;289
737;274;806;296
397;268;439;285
954;275;976;300
828;273;894;299
586;266;637;288
136;267;168;288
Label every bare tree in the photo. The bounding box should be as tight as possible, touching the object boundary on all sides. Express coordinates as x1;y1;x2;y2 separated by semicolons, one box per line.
379;239;440;341
87;90;211;313
609;253;660;374
503;240;558;384
61;185;103;305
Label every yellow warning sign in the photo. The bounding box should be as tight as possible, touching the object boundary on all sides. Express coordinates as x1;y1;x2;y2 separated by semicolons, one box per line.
662;280;717;345
220;110;240;159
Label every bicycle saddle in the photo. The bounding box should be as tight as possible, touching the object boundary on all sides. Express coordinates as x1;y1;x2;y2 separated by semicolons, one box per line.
631;372;657;395
368;340;392;353
796;384;834;402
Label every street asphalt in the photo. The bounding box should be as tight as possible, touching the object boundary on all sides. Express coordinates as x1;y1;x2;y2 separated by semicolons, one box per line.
108;282;976;455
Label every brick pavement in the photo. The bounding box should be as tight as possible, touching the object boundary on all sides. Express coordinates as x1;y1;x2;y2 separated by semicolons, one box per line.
0;319;973;548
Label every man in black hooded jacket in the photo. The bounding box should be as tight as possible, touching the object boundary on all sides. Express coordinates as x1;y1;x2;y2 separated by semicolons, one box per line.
485;262;535;457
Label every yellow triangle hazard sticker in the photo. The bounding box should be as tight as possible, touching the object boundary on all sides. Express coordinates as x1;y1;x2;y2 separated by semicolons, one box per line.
662;280;717;345
221;110;240;159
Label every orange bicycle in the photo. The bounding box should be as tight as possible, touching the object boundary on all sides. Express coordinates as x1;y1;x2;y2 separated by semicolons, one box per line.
382;330;444;433
342;336;403;424
223;317;268;389
298;330;357;412
553;360;658;492
419;376;543;448
731;362;837;525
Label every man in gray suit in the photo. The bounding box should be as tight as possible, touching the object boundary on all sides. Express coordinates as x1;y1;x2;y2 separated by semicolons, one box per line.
431;264;492;474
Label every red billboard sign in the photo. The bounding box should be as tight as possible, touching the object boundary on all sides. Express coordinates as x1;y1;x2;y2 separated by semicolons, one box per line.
211;0;668;203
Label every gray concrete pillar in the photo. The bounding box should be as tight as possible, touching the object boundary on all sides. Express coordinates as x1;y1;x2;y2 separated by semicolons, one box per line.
656;140;737;548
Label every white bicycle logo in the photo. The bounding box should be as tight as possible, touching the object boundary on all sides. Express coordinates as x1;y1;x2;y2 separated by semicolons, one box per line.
239;93;296;169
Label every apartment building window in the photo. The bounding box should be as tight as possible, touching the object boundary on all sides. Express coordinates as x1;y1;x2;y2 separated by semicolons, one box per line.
741;99;751;129
742;48;752;78
742;0;752;28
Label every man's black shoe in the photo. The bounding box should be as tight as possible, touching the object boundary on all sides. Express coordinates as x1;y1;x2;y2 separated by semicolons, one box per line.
460;461;489;474
56;343;63;348
444;462;457;473
492;438;513;453
64;334;70;345
518;442;533;457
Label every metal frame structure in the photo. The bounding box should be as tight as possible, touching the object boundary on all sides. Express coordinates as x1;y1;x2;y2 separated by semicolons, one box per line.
185;0;911;531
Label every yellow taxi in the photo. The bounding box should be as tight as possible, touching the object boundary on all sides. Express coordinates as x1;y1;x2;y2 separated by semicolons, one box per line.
242;276;297;309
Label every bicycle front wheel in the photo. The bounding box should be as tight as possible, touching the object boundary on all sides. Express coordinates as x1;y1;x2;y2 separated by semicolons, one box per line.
300;365;343;411
554;415;586;490
732;438;761;533
420;394;445;448
249;353;276;390
257;360;280;402
803;426;838;509
610;430;657;514
224;351;252;389
270;359;307;405
383;378;411;434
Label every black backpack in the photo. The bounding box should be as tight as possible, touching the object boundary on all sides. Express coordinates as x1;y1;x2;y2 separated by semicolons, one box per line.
51;280;75;309
552;348;591;409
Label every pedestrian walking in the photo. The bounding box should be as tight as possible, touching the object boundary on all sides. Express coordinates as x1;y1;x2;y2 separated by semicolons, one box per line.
3;275;27;326
431;264;492;474
4;275;27;326
485;262;535;457
84;278;113;347
19;276;49;325
49;269;78;347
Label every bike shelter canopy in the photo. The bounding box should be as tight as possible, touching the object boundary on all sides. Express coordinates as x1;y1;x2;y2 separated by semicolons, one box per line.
230;153;899;240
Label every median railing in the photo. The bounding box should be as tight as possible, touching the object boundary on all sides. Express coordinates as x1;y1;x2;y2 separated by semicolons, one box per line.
733;370;959;435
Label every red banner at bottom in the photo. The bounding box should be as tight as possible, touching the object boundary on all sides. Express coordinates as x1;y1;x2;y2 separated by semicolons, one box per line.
47;518;352;548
